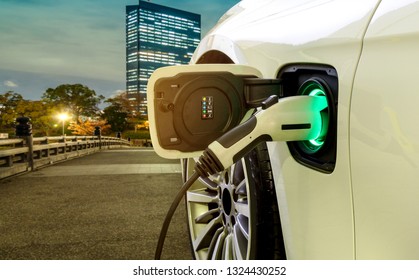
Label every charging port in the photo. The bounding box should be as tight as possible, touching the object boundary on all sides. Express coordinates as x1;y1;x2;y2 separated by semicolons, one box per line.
279;64;338;173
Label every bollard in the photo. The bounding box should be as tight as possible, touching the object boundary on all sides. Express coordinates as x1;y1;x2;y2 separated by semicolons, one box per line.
15;117;34;171
94;126;102;149
15;117;32;137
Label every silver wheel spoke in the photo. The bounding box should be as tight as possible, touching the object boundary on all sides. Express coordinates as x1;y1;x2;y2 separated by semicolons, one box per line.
233;224;247;260
234;200;250;218
222;234;234;260
211;230;227;260
236;214;250;239
187;189;218;204
235;180;247;195
195;208;219;224
199;177;219;191
193;215;222;251
206;227;223;259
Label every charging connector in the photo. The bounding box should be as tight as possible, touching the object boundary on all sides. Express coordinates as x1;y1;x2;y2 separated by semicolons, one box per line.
195;94;328;177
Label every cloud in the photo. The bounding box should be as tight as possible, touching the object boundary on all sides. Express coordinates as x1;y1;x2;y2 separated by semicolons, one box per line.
4;80;18;87
0;0;240;89
105;89;125;100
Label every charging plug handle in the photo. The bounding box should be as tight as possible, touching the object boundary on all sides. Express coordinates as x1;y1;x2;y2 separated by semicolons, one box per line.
195;95;328;177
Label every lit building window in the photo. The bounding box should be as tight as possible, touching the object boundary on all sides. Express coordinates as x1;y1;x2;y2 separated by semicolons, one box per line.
126;1;201;116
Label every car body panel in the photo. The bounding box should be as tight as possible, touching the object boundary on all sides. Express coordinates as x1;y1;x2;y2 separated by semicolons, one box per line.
177;0;419;259
350;0;419;259
192;0;382;259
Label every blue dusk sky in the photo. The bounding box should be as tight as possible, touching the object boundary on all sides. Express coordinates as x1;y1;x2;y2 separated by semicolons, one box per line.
0;0;240;101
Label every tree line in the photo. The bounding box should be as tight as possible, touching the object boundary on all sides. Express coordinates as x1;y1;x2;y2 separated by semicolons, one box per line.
0;84;148;138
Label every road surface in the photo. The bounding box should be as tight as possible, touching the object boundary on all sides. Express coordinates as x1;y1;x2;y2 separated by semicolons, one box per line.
0;148;192;260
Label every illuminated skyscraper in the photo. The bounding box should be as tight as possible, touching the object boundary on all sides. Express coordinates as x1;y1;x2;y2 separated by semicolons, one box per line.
126;1;201;116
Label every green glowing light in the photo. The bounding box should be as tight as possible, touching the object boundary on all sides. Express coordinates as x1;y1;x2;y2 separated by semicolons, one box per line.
298;80;329;154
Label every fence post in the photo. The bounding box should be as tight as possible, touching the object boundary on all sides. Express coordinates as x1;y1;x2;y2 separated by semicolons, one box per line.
15;117;34;171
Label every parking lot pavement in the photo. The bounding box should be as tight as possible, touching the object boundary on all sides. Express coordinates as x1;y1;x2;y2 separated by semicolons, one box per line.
0;148;193;260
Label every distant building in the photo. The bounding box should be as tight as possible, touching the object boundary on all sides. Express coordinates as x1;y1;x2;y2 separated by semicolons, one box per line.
126;1;201;116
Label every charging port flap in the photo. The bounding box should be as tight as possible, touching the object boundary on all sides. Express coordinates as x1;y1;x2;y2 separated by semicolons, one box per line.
147;64;263;159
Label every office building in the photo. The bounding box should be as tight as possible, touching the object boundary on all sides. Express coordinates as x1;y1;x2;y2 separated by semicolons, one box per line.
126;1;201;115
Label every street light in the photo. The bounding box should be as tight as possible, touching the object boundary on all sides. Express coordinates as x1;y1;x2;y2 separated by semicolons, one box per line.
57;113;69;136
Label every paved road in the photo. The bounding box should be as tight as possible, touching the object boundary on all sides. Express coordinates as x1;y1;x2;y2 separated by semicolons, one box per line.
0;148;193;260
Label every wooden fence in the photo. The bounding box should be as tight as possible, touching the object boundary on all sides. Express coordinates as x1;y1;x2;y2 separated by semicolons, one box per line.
0;136;131;179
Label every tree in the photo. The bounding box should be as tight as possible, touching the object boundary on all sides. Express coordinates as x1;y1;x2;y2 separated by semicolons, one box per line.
68;117;111;136
0;91;23;128
102;92;133;132
102;104;129;132
0;91;57;135
15;100;56;136
42;84;104;122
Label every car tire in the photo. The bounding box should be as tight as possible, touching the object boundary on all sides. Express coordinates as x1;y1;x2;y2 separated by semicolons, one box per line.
184;142;286;260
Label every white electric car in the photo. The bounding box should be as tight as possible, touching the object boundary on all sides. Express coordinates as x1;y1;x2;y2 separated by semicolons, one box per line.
148;0;419;260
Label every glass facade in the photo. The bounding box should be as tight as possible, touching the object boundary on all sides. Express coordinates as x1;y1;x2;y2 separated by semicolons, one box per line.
126;1;201;116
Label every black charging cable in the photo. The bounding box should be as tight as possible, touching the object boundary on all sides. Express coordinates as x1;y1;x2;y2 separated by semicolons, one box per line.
154;148;224;259
154;171;200;259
